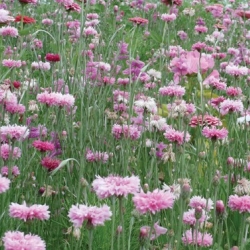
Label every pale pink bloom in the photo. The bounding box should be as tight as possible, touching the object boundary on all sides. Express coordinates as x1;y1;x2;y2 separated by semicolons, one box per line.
140;222;167;240
31;61;51;71
0;174;10;193
9;202;50;221
228;194;250;213
164;128;191;145
0;125;29;142
42;18;53;25
167;45;185;58
0;9;14;24
5;102;26;114
195;25;208;33
37;91;75;107
182;229;213;247
112;124;141;140
227;48;240;56
159;85;185;97
86;13;99;19
133;189;174;214
202;126;228;140
0;143;21;160
205;4;223;17
208;96;225;108
85;149;109;163
167;100;196;118
177;30;188;40
161;13;176;22
92;175;140;198
203;70;227;90
68;204;112;228
0;26;18;37
183;208;208;226
147;115;169;131
117;78;130;86
226;87;242;97
83;26;98;36
134;96;157;114
189;196;214;211
85;19;100;27
2;59;22;68
225;64;248;76
189;114;222;127
219;99;244;115
3;231;46;250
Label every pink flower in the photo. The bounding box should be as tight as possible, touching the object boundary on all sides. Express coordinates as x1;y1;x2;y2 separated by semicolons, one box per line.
195;25;208;33
161;13;176;22
83;26;98;36
225;63;248;76
164;128;191;145
0;143;21;160
32;140;55;152
31;61;51;71
182;229;213;247
112;124;141;140
0;174;10;193
189;114;222;127
42;18;53;25
41;157;61;171
140;221;167;240
0;26;18;37
85;149;109;163
183;209;208;226
3;231;46;250
159;85;185;97
219;99;244;115
37;91;75;108
133;189;174;214
226;87;242;97
2;59;22;68
68;204;112;228
189;196;214;211
202;126;228;140
0;125;29;142
228;195;250;213
9;202;50;221
92;175;140;199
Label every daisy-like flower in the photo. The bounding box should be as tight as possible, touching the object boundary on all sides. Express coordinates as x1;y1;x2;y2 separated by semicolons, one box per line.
0;125;29;142
68;204;112;228
0;174;10;193
9;201;50;221
164;127;191;145
202;126;228;140
133;189;175;214
228;194;250;213
3;231;46;250
219;99;244;116
182;229;213;247
189;196;214;212
92;175;140;199
32;140;55;152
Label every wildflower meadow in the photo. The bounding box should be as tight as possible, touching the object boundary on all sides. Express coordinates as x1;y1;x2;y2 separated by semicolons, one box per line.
1;0;250;249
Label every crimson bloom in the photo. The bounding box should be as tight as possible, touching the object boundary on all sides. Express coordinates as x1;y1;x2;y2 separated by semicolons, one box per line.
41;157;61;171
45;53;60;62
18;0;37;4
15;15;36;24
32;140;55;152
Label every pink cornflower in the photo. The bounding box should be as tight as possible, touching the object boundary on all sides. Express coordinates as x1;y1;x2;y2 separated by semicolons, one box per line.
68;204;112;228
42;18;53;25
183;208;208;226
140;222;167;240
112;124;141;140
0;143;21;160
164;128;191;145
195;25;208;33
0;125;29;142
5;103;26;114
45;53;60;62
31;61;51;71
0;9;14;24
159;85;185;97
177;30;188;40
202;126;228;140
225;64;248;77
189;196;214;211
85;149;109;163
83;26;98;36
2;59;22;68
0;174;10;193
161;13;176;22
219;99;244;115
228;195;250;213
0;26;18;37
32;140;55;152
129;17;148;25
189;114;222;127
1;166;20;177
41;157;61;171
9;202;50;221
92;175;140;199
226;87;242;97
133;189;174;214
208;96;225;108
64;2;81;12
3;231;46;250
37;91;75;108
182;229;213;247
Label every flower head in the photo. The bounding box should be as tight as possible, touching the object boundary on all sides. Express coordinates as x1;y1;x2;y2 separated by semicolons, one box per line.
0;174;10;193
15;15;36;24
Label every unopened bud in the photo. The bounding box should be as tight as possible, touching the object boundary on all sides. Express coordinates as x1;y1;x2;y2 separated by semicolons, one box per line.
216;200;225;216
195;206;203;220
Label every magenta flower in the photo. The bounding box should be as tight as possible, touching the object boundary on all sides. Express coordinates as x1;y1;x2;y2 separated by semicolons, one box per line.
92;175;140;199
202;126;228;140
0;125;29;142
228;195;250;213
0;143;21;160
133;189;174;214
68;204;112;228
32;140;55;152
182;229;213;247
164;128;191;145
0;174;10;193
3;231;46;250
9;202;50;221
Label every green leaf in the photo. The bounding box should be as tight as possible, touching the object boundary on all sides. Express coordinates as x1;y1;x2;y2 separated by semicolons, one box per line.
50;158;80;176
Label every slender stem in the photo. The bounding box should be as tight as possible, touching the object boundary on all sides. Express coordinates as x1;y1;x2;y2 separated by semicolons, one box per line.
88;229;93;250
111;196;116;250
119;197;125;250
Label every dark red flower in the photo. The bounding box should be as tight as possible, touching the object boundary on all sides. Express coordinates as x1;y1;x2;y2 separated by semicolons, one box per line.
12;81;21;89
235;10;250;20
129;17;148;25
45;53;60;62
15;15;36;24
18;0;37;4
41;157;61;171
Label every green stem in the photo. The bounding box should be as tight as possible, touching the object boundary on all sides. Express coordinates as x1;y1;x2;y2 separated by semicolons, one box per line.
111;196;116;250
119;197;125;250
88;229;93;250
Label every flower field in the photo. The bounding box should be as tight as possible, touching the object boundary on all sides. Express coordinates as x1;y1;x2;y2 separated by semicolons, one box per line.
1;0;250;249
